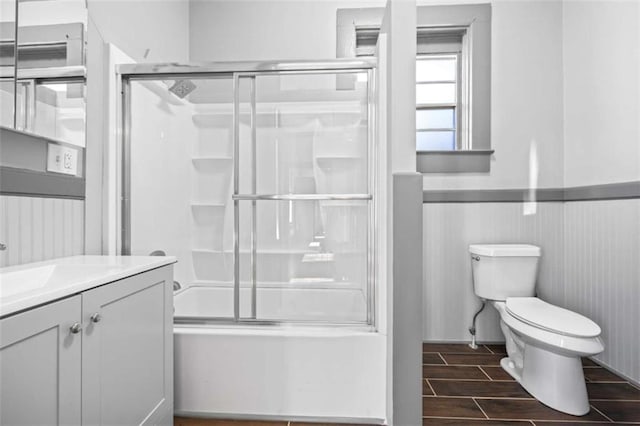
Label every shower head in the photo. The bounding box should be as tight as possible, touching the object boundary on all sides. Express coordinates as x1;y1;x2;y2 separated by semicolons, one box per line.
168;79;197;99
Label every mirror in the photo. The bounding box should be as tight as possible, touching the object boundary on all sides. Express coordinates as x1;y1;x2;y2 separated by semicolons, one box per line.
1;0;87;148
0;0;16;128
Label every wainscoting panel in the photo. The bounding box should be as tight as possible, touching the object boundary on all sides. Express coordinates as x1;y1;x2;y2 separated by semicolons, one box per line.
0;195;85;267
422;202;564;342
563;199;640;383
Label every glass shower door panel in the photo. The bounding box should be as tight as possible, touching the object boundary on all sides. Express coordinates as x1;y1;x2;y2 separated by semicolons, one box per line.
238;72;371;196
237;199;369;323
128;77;236;320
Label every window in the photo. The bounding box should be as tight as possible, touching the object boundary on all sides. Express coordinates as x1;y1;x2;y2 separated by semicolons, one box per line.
337;4;492;172
416;55;458;151
356;27;469;151
416;28;466;152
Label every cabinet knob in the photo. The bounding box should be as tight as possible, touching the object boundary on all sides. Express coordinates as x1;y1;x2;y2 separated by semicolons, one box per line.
90;313;102;323
70;323;82;334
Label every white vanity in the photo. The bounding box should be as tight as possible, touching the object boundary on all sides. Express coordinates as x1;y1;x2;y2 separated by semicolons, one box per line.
0;255;176;425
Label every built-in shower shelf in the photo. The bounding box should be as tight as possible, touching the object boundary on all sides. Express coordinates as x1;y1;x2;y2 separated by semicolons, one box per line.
192;113;232;128
192;156;233;165
318;202;368;207
315;156;364;170
190;279;361;290
191;248;327;255
191;202;227;208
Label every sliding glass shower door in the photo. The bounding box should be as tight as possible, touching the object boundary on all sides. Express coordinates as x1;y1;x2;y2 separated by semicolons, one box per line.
122;61;375;325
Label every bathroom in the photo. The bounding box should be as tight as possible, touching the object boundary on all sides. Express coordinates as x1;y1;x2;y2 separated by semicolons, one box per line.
0;0;638;425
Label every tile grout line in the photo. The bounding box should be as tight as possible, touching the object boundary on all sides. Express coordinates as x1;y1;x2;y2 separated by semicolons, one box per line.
590;398;640;402
589;404;615;423
425;378;437;396
478;366;493;381
423;377;515;382
483;344;495;354
437;352;448;365
429;395;536;400
422;415;493;420
471;397;490;420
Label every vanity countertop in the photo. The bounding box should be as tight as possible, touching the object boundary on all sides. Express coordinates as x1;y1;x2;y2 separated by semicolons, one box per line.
0;255;176;318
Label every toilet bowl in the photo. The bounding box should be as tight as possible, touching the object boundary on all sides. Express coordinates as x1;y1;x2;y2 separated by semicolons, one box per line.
469;244;605;416
492;298;604;415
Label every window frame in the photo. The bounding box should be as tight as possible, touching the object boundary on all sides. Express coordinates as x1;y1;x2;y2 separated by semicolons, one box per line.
337;4;493;173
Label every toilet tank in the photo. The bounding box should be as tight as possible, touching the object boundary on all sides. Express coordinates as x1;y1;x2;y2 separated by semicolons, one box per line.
469;244;541;301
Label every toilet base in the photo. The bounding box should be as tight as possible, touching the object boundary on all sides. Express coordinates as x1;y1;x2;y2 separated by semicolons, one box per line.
502;344;590;416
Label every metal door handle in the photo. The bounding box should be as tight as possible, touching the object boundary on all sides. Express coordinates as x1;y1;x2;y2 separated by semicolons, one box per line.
90;313;102;323
471;255;480;261
70;323;82;334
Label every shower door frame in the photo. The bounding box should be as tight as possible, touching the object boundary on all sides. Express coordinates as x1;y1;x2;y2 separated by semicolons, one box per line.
116;59;378;327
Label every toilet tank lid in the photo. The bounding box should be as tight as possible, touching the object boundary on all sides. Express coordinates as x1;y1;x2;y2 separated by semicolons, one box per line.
469;244;541;257
506;297;601;338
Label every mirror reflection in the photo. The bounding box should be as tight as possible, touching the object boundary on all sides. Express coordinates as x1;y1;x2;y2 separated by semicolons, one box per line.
1;0;87;147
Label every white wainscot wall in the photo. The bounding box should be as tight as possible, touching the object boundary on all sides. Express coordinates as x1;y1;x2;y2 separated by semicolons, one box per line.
422;202;564;342
0;196;85;267
563;199;640;383
422;199;640;384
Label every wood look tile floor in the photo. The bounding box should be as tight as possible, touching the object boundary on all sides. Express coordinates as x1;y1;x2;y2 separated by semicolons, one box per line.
422;343;640;425
174;343;640;426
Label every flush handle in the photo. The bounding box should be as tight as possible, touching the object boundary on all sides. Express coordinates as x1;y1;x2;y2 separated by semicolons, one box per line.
471;255;480;261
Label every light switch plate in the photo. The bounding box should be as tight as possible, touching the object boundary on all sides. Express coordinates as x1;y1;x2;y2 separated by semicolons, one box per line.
47;143;78;175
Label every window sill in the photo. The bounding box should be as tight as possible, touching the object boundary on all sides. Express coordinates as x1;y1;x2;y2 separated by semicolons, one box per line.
417;149;494;173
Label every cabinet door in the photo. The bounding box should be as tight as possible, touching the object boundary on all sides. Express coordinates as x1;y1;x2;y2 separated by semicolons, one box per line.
82;266;173;426
0;296;82;425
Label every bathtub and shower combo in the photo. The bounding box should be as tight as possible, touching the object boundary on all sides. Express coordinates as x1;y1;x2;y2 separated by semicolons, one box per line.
117;60;387;422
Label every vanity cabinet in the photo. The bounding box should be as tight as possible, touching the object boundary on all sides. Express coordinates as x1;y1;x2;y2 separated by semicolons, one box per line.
0;265;173;426
0;296;82;425
82;265;173;425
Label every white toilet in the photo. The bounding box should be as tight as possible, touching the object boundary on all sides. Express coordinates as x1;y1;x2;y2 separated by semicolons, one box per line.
469;244;604;416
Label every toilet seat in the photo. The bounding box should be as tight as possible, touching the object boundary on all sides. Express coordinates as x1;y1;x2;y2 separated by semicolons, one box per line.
506;297;601;338
492;301;604;357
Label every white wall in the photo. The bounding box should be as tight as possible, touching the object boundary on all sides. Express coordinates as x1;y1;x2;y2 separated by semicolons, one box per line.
189;0;384;62
422;0;565;191
423;0;567;342
563;0;640;187
87;0;190;63
559;0;640;383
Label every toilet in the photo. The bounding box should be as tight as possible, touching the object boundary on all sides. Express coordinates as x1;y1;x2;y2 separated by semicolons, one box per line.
469;244;604;416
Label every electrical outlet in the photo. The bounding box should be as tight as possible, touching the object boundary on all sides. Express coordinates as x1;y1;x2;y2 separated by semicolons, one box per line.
47;143;78;175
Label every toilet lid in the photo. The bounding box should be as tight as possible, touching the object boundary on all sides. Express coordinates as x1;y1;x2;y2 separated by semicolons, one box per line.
505;297;601;338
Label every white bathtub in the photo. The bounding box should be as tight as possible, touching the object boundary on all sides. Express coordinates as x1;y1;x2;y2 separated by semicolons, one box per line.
173;286;386;422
